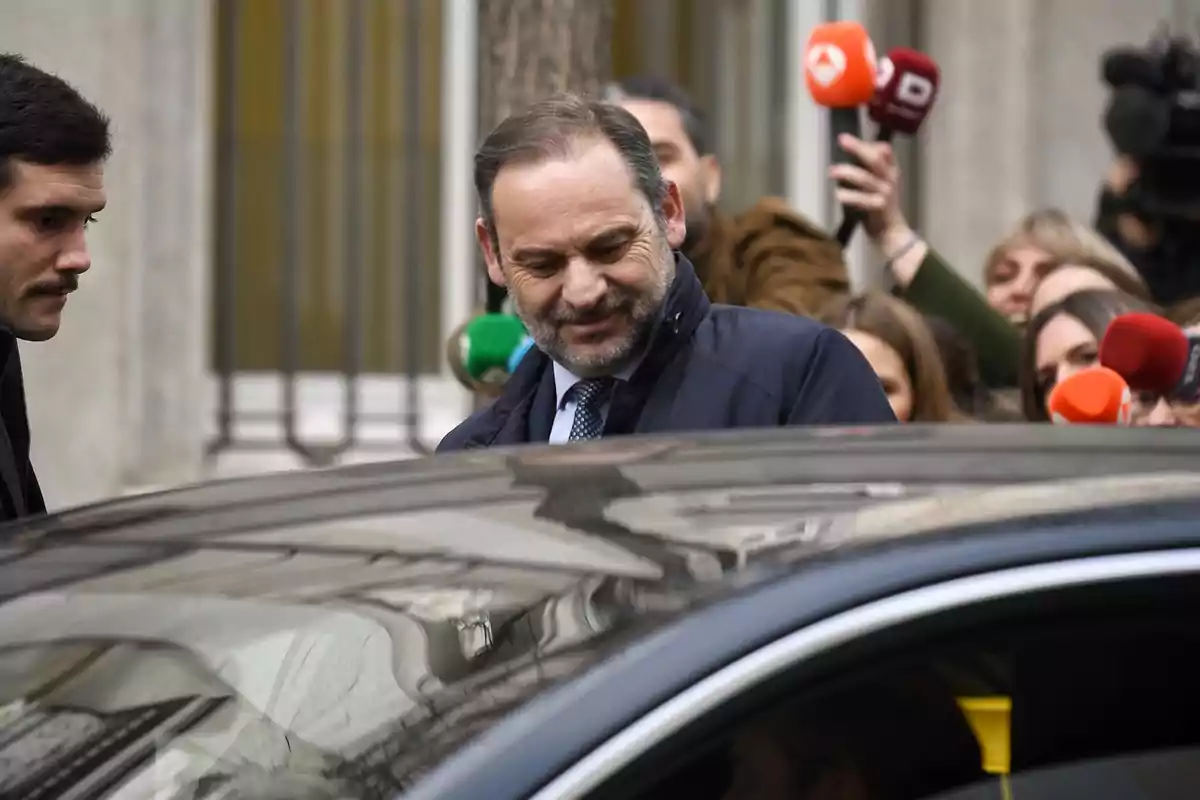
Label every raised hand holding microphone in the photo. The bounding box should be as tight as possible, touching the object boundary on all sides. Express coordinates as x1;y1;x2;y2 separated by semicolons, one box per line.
828;133;929;288
805;22;877;239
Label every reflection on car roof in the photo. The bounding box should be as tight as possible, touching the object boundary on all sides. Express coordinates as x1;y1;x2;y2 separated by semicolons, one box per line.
838;472;1200;542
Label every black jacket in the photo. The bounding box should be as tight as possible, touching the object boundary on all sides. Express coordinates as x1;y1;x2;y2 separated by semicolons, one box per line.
0;332;44;520
438;255;895;452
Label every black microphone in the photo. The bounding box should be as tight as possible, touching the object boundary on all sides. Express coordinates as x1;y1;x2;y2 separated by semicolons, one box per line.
804;22;878;249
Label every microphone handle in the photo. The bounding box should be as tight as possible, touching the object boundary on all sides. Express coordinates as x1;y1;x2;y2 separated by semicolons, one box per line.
1176;334;1200;402
829;106;862;169
831;107;863;249
834;213;857;249
835;120;892;249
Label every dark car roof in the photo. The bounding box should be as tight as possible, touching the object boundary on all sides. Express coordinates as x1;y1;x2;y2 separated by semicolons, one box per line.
3;425;1200;797
12;423;1200;546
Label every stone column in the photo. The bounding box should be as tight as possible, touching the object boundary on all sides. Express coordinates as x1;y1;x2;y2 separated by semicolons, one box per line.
919;0;1175;286
0;0;212;507
127;1;213;492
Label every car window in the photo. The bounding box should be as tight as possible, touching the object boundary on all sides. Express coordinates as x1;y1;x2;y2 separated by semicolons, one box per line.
589;578;1200;800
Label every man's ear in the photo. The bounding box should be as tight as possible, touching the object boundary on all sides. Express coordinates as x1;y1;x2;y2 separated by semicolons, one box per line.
476;217;506;287
662;180;687;250
699;154;722;206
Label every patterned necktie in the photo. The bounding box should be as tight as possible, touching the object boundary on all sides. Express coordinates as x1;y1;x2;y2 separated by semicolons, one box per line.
567;378;614;441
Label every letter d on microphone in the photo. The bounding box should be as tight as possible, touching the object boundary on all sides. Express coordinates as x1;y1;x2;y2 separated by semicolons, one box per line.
896;73;935;108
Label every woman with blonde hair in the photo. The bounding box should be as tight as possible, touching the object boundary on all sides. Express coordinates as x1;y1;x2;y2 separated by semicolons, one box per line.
983;208;1149;325
820;292;961;422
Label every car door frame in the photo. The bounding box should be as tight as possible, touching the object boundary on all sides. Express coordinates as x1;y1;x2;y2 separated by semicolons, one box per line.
401;504;1200;800
530;548;1200;799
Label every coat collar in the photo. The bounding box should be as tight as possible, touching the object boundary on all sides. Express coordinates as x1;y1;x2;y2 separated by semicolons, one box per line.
460;253;710;449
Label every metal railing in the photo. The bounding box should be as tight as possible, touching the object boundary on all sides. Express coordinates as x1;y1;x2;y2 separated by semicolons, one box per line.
207;0;807;468
210;0;439;467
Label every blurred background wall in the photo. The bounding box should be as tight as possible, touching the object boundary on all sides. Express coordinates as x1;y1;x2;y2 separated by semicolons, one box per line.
0;0;1190;508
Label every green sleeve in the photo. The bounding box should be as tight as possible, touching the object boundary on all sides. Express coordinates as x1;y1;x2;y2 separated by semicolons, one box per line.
899;248;1021;388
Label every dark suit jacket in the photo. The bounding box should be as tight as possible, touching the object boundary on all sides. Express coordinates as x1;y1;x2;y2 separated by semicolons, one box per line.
0;332;45;521
438;255;896;452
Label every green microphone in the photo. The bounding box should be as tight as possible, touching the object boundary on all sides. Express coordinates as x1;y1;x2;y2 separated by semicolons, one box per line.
447;312;534;396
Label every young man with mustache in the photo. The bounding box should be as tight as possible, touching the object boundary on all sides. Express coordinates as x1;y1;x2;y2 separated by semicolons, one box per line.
0;55;110;519
437;95;893;452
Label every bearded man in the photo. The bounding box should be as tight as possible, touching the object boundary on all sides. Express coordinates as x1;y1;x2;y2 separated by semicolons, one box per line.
437;95;893;452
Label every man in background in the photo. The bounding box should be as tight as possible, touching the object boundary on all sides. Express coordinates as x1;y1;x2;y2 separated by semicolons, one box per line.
602;75;848;315
0;55;110;520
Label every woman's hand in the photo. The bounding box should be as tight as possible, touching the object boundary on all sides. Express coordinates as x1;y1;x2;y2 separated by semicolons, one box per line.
829;133;927;286
829;133;913;256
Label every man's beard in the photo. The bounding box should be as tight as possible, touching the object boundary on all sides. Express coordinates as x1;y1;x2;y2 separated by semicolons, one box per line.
511;241;675;377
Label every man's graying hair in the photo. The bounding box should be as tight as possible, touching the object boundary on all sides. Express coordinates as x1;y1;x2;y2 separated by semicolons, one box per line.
474;93;669;248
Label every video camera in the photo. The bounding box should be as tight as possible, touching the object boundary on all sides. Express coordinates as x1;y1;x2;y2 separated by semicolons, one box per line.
1102;28;1200;223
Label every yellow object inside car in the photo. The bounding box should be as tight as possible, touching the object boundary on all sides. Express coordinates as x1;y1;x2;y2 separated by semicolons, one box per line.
958;696;1013;798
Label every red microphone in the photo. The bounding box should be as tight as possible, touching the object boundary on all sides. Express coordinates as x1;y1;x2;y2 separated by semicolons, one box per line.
869;48;941;140
1099;313;1200;402
1047;366;1133;426
836;47;940;247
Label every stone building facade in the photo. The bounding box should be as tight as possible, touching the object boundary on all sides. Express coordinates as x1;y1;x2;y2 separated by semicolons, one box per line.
0;0;1185;508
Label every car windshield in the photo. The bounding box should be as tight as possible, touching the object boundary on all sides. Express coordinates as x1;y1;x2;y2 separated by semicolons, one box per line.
0;533;674;799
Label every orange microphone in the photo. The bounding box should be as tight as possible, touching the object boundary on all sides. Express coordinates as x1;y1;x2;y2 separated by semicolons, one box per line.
805;22;878;235
805;21;878;109
1047;366;1134;426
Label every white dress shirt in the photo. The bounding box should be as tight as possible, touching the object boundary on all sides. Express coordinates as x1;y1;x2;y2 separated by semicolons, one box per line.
548;360;639;444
